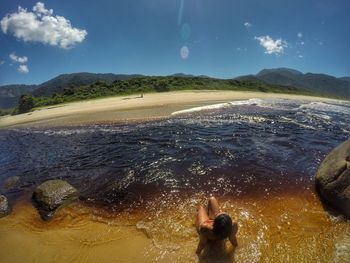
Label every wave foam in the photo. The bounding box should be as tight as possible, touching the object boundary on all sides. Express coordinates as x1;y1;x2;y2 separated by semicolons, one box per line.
171;98;263;115
299;101;350;115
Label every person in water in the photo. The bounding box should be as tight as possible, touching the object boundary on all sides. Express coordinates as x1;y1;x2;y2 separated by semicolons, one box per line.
195;196;238;255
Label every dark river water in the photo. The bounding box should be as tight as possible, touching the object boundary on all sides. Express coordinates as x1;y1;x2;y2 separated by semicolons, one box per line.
1;98;349;207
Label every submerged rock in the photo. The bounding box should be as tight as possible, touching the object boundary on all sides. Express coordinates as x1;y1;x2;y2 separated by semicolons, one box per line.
316;139;350;218
32;180;79;220
0;195;10;217
4;176;20;190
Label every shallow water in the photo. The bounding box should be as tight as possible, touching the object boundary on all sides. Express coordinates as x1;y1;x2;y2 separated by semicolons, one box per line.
0;98;350;262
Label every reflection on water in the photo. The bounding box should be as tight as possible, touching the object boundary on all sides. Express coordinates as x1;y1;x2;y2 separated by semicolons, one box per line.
0;99;350;262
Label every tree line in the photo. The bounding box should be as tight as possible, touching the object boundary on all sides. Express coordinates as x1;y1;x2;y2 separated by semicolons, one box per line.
2;76;317;115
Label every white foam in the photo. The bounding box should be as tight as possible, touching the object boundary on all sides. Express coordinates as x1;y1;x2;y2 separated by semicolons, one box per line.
333;234;350;262
280;116;316;130
299;101;350;115
171;98;263;115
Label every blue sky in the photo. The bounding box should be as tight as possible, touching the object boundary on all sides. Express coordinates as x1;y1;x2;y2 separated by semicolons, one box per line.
0;0;349;85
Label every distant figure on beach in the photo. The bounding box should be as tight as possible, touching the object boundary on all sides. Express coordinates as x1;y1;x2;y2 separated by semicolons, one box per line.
195;196;238;256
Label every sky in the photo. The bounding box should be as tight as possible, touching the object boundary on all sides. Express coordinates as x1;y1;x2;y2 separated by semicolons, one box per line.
0;0;349;85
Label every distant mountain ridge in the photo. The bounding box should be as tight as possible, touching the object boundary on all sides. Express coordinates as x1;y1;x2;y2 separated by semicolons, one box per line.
31;72;144;97
340;77;350;82
0;84;37;109
0;73;144;108
0;69;349;109
235;68;350;99
171;73;210;78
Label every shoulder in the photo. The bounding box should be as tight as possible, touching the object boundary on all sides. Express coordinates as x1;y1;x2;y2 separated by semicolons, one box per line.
199;223;215;239
231;219;238;235
199;223;212;231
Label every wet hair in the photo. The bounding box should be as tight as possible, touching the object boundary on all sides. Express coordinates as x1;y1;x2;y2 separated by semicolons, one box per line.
213;214;232;240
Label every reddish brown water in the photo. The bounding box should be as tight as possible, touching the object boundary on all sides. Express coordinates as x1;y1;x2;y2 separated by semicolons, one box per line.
0;190;349;263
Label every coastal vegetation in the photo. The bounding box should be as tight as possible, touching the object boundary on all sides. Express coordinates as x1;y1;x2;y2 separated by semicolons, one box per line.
1;68;350;115
0;108;13;116
12;76;319;114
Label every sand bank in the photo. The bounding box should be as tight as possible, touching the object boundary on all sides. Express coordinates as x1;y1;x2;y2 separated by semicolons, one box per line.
0;90;336;128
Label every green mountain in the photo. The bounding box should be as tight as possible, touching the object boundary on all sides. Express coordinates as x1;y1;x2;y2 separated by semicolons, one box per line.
236;68;350;99
31;72;144;97
0;84;37;109
0;73;143;109
340;77;350;82
1;69;350;110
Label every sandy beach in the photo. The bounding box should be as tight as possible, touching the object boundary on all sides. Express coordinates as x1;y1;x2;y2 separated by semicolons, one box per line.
0;90;336;128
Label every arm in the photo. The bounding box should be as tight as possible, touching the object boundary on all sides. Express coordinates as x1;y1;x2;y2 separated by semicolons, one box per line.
229;233;238;247
229;219;238;247
196;232;207;255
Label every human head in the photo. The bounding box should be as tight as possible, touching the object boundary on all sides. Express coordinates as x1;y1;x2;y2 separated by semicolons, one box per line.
213;214;232;240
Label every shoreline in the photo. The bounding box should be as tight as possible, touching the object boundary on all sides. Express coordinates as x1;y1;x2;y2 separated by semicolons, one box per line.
0;90;338;128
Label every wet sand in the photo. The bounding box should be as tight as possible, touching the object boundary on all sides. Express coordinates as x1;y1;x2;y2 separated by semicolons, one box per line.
1;190;349;263
0;90;335;128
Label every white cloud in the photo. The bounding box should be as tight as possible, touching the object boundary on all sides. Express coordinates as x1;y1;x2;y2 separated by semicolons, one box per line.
9;52;28;63
255;35;287;55
0;60;5;65
297;32;303;38
300;41;305;45
32;2;53;16
18;64;29;73
9;52;29;73
244;22;252;28
1;2;87;49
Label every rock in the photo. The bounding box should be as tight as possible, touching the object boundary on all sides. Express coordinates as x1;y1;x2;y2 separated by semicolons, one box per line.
32;180;79;220
4;176;20;190
315;139;350;218
0;195;10;217
136;221;153;239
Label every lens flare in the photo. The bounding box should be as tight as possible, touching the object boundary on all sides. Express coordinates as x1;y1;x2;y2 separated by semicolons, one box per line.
180;23;191;41
177;0;185;25
180;46;189;59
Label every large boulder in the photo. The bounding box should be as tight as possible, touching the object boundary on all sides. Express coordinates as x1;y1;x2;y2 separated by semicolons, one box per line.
0;195;10;217
315;139;350;218
32;180;79;220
